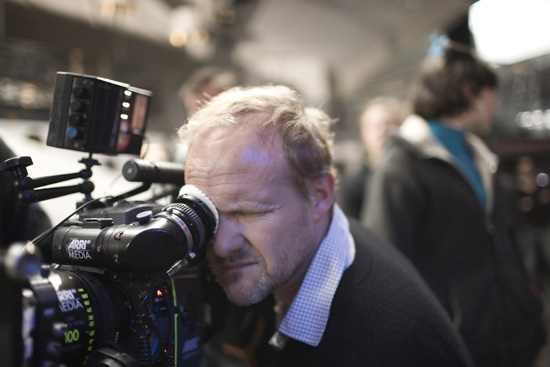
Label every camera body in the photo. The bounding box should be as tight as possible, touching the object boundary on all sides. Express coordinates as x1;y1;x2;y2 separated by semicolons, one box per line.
18;247;204;367
1;72;220;367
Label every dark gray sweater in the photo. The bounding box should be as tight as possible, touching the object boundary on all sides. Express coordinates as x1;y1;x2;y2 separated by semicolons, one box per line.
206;219;475;367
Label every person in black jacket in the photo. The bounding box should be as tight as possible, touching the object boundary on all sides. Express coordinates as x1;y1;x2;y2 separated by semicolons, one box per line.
364;42;547;367
338;96;403;219
178;84;474;366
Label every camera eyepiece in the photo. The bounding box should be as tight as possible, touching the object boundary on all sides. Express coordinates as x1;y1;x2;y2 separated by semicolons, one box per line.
170;184;219;247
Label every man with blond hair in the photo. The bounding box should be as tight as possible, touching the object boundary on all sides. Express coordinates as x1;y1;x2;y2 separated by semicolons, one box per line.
180;84;473;366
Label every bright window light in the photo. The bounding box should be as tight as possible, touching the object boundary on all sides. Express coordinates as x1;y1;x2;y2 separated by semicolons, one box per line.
469;0;550;65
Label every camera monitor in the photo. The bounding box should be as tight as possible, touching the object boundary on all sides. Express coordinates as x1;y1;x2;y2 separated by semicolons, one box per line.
47;72;152;155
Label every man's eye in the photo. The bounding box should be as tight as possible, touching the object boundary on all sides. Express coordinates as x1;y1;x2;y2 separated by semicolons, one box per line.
235;210;256;219
232;209;267;220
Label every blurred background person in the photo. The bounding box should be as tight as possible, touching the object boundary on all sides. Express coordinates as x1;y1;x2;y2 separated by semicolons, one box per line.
511;155;550;364
174;66;239;165
337;96;403;219
364;42;547;367
513;155;550;288
178;66;239;118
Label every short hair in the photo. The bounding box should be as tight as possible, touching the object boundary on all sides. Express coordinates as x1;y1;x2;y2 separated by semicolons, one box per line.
410;43;498;119
178;85;336;196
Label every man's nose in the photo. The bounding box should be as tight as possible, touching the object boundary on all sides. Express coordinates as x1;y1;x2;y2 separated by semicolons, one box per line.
209;216;244;259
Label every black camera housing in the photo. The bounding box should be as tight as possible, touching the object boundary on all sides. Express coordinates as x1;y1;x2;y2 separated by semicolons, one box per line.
0;72;222;367
47;72;152;156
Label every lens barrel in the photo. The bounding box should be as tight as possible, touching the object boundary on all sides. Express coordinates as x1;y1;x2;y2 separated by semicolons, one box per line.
51;188;218;273
31;269;129;366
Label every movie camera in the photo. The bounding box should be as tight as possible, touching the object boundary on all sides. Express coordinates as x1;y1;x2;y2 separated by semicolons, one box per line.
0;72;219;367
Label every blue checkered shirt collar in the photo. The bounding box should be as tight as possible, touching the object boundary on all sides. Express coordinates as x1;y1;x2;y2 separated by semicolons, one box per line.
269;204;356;349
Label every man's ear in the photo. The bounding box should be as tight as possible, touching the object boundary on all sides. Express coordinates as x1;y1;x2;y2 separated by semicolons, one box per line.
309;172;335;223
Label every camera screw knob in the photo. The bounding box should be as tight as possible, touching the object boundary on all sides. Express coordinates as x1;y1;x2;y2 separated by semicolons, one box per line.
136;210;154;224
1;156;33;178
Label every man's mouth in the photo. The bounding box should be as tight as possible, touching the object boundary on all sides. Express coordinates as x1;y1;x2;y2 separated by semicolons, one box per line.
217;261;257;277
221;261;254;270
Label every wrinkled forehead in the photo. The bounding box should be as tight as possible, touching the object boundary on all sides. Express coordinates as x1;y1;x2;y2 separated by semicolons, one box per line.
186;121;288;179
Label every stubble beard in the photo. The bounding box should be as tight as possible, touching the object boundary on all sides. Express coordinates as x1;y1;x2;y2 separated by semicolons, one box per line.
222;266;276;306
214;204;315;306
215;249;288;306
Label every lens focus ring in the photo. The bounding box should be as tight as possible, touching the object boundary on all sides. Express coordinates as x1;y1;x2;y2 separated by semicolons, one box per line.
166;202;205;248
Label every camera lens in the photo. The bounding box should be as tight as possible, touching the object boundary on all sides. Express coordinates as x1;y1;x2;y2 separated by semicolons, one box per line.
51;187;218;273
158;185;218;265
38;269;129;366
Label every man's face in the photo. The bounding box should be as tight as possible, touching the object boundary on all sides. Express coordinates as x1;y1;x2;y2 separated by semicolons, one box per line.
360;105;399;165
184;120;318;306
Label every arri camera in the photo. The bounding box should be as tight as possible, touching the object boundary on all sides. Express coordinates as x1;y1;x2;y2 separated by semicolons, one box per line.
0;72;219;367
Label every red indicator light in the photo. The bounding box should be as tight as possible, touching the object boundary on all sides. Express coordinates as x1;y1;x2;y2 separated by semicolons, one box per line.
156;289;163;297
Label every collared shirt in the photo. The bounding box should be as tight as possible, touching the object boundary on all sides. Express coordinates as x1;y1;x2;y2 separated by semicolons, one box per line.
269;204;356;349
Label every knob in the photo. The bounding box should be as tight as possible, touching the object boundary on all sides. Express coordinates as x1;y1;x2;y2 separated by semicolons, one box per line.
72;86;90;98
136;210;154;224
70;100;88;112
66;126;84;140
68;113;84;125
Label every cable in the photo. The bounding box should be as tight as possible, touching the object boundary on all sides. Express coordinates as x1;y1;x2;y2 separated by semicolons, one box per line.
30;196;112;249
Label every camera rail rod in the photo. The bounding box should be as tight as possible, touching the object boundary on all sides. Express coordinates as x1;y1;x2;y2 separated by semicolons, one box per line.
0;155;98;204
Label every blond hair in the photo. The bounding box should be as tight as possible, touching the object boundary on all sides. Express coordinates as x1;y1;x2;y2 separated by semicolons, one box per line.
178;85;336;196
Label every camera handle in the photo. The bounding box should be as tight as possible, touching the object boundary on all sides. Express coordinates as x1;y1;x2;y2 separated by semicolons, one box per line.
1;154;98;204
